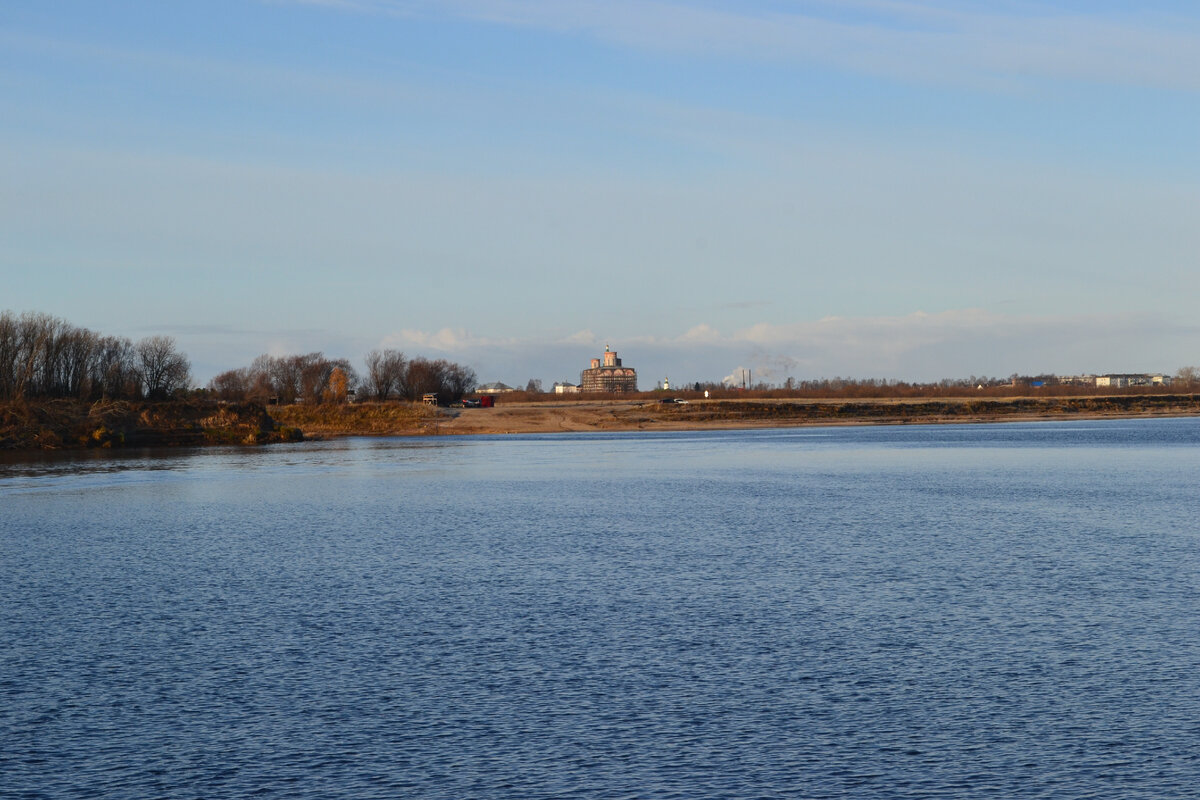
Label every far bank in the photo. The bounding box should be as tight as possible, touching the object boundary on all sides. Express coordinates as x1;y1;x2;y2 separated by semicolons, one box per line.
7;394;1200;451
275;394;1200;438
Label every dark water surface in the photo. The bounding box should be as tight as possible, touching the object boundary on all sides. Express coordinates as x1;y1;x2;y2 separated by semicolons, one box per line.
3;419;1199;798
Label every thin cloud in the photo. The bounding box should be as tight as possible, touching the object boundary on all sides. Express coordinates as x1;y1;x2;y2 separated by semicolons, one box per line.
677;324;722;344
381;328;506;351
141;323;327;337
719;300;772;311
0;27;430;112
563;329;598;345
283;0;1200;91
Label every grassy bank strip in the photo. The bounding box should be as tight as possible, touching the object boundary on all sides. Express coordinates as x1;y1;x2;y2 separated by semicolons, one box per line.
1;399;299;450
646;394;1200;425
270;402;439;438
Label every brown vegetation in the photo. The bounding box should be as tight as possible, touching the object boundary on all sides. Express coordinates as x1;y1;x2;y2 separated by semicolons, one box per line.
0;398;301;450
270;402;443;437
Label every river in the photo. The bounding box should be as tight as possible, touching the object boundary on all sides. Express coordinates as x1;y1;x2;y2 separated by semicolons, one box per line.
3;419;1199;798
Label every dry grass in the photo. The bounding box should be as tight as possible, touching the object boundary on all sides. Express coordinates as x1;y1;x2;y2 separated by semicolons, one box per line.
435;394;1200;435
1;398;297;450
270;402;440;437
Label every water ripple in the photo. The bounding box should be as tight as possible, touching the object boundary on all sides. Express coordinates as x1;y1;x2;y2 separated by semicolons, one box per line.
3;420;1200;798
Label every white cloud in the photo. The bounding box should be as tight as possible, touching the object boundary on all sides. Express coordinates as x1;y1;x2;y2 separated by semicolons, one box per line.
369;309;1200;388
563;329;598;345
677;323;722;343
381;328;504;351
734;309;1004;348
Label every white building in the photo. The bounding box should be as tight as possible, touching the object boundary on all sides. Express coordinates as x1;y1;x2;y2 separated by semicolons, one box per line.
1096;374;1171;388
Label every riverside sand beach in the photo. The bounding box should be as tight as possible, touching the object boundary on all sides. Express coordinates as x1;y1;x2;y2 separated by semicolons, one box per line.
271;394;1200;439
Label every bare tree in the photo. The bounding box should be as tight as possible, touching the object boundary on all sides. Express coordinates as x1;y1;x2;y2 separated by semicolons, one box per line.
246;354;276;402
294;354;358;404
403;357;445;401
442;361;476;401
218;352;358;404
209;367;252;401
363;349;407;401
88;336;137;399
0;311;19;399
298;353;330;404
13;312;56;398
60;326;97;398
0;312;104;399
403;358;474;402
0;311;182;401
135;336;191;399
269;355;305;404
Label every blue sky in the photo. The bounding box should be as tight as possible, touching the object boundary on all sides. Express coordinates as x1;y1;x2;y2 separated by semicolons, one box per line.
3;1;1198;386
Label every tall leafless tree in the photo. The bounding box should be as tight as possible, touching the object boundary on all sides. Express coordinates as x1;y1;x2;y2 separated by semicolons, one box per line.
90;336;138;399
135;336;191;399
402;357;475;402
0;311;187;401
363;349;407;400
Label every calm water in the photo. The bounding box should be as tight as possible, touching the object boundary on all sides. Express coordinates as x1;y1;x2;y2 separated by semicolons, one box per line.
3;419;1199;799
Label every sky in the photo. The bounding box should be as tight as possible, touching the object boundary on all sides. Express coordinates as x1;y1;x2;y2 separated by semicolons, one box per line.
3;1;1198;387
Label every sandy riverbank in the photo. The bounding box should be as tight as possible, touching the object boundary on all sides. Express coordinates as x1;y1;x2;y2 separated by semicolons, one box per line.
279;394;1200;438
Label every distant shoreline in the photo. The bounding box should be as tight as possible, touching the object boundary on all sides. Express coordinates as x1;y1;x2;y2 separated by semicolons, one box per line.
6;395;1200;451
276;394;1200;439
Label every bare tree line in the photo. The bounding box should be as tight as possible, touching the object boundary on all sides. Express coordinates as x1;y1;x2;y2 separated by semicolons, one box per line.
0;311;190;401
208;349;476;404
209;353;358;405
362;350;476;403
1;311;477;406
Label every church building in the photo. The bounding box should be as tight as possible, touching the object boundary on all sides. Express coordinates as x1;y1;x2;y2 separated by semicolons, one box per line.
580;345;638;393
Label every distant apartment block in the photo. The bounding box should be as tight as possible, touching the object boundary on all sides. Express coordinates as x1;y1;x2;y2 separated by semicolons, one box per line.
1095;373;1170;388
580;346;638;393
1055;373;1170;388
